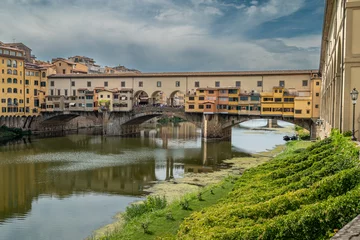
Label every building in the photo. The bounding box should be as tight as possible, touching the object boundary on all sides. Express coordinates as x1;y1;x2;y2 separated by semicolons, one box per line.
260;77;321;119
105;65;140;74
185;87;243;114
47;70;319;113
1;42;34;63
98;89;133;112
0;45;26;116
52;59;88;74
68;56;103;74
319;0;360;138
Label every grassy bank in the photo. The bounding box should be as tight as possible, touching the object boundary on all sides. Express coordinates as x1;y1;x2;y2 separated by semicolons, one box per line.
94;141;311;240
0;126;31;140
178;130;360;239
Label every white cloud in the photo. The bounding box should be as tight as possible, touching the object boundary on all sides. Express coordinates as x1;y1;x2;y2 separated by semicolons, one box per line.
0;0;320;72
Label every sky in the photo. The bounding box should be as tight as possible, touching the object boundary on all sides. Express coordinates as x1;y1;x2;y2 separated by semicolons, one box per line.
0;0;325;72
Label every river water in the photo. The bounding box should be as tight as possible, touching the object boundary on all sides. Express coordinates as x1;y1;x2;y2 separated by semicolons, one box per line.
0;120;294;240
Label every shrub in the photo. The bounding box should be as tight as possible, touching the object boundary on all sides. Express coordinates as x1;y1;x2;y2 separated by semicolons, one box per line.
124;195;167;221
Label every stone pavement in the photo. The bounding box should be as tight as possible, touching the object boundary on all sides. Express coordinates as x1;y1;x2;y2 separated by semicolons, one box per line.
332;215;360;240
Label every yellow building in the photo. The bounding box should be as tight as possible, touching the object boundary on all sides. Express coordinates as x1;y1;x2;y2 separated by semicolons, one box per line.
0;45;25;116
24;63;57;115
52;59;88;74
260;77;321;119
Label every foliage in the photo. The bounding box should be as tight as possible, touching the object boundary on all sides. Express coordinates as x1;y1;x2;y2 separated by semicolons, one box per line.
178;130;360;240
124;196;167;222
343;130;353;137
0;125;31;139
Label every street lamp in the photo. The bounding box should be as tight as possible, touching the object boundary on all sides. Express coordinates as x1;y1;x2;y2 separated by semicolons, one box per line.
350;88;359;141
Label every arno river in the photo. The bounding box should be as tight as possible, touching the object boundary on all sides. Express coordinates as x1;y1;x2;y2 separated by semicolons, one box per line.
0;121;294;240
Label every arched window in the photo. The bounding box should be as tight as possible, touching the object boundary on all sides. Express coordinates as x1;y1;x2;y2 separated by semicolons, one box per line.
13;88;17;93
7;78;12;83
7;88;12;93
7;59;11;67
13;98;18;105
7;98;12;105
13;78;17;84
13;70;17;75
7;69;12;74
12;60;17;68
42;72;46;78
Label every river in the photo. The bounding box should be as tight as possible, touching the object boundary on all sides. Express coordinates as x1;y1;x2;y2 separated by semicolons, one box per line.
0;120;294;240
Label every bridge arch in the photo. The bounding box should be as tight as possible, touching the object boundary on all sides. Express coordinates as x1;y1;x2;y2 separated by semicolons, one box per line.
169;90;185;107
150;91;168;106
134;90;149;105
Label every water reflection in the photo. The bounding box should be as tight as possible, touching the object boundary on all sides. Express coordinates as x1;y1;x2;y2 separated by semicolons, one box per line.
0;122;288;240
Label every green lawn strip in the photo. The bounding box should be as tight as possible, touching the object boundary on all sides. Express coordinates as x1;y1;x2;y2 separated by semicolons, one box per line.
109;180;234;240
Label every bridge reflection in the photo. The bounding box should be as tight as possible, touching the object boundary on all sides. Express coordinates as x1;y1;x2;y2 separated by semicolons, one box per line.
0;123;249;224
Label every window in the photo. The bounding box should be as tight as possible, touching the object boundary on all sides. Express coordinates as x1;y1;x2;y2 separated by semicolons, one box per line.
240;96;248;101
50;90;54;95
62;69;66;74
65;89;68;96
87;81;91;87
13;78;17;84
71;81;75;87
2;107;6;113
307;101;310;105
195;81;200;88
34;80;39;86
73;90;76;96
19;71;22;76
208;90;214;94
199;105;204;109
7;60;11;67
197;96;204;101
189;97;195;101
316;93;320;97
275;90;278;93
107;95;110;98
13;70;17;75
215;81;220;87
1;99;5;103
7;88;12;93
13;88;17;93
251;96;260;101
26;98;29;104
279;80;285;87
50;81;54;87
25;79;29;85
316;81;320;86
121;81;125;87
7;69;12;74
104;81;108;87
302;80;308;87
236;81;241;87
42;72;46;78
86;103;93;108
7;78;11;83
57;89;61;95
257;81;262;87
139;81;143;87
315;104;319;108
189;105;194;109
175;81;180;87
306;110;310;114
12;60;17;68
206;105;211;109
34;89;37;95
275;98;282;102
295;110;302;114
284;98;294;102
35;72;39;77
157;81;161;87
59;63;62;66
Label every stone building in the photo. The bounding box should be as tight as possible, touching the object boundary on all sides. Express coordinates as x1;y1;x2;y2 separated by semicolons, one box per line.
319;0;360;138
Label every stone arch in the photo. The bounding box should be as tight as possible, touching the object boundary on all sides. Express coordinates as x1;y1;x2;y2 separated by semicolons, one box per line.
134;90;149;106
150;91;168;106
169;90;185;107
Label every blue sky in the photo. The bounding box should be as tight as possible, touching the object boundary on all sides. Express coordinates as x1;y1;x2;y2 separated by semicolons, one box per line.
0;0;325;72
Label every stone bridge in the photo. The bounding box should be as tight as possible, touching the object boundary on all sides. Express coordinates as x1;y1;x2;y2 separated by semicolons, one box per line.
1;107;318;141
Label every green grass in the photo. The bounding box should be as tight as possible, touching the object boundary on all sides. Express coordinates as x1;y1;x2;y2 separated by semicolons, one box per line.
107;180;235;240
178;130;360;239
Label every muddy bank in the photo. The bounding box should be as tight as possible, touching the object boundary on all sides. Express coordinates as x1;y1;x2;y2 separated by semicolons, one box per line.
92;144;286;239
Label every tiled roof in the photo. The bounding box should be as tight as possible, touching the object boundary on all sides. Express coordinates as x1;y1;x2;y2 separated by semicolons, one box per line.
49;69;318;78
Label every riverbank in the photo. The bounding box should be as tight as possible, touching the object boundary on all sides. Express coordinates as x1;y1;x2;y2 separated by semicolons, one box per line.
92;140;310;239
0;126;31;142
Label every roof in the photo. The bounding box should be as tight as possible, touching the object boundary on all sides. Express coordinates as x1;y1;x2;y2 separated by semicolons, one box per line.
48;69;318;79
3;42;32;51
198;87;240;90
53;59;76;65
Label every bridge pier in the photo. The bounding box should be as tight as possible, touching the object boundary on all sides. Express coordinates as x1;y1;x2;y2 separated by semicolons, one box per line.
266;119;280;128
310;122;318;141
202;114;231;141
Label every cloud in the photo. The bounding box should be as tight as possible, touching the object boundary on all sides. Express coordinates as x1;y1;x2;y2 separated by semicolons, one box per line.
0;0;322;72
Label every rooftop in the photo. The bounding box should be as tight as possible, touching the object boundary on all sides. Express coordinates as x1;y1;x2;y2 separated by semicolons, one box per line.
49;69;318;78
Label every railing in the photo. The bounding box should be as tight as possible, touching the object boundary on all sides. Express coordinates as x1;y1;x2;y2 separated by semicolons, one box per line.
132;106;185;114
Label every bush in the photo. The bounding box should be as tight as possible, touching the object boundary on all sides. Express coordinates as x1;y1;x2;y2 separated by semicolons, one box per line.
124;195;167;221
178;130;360;240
